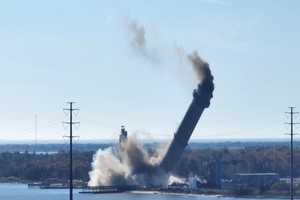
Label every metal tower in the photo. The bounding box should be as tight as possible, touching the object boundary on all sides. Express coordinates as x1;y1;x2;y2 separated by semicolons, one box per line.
63;102;79;200
285;107;298;200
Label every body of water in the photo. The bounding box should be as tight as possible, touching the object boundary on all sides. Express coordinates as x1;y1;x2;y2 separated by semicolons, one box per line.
0;183;291;200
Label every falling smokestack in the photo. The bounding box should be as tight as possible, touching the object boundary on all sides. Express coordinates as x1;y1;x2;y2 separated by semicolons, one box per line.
159;52;214;172
88;21;214;185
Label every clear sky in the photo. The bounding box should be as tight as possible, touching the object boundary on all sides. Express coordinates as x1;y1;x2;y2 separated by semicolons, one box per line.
0;0;300;141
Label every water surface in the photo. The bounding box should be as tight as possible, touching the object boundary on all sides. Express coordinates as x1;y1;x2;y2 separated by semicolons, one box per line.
0;183;291;200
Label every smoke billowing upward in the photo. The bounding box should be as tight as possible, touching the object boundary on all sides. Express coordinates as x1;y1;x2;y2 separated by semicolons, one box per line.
188;51;210;81
127;19;160;63
128;20;146;54
88;135;169;187
188;51;214;97
88;147;130;186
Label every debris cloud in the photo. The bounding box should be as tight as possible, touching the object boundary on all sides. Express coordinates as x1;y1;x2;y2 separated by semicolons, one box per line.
88;135;169;186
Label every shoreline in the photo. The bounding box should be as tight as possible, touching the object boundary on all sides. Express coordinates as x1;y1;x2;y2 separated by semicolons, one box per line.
129;190;298;199
129;190;223;197
0;181;296;199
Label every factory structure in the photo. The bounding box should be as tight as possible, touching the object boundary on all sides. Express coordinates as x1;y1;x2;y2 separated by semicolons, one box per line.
119;125;128;148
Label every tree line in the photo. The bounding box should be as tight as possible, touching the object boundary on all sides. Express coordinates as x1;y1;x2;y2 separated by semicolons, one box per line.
0;146;298;187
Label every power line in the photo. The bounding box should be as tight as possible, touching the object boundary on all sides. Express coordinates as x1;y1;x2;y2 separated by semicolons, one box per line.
285;107;299;200
63;102;79;200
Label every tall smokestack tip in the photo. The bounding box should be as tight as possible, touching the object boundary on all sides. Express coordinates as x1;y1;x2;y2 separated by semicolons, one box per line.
188;51;214;108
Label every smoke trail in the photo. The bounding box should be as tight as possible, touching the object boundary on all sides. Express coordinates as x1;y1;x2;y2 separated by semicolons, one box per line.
88;135;169;187
127;19;160;63
188;51;214;106
128;20;146;54
188;51;213;84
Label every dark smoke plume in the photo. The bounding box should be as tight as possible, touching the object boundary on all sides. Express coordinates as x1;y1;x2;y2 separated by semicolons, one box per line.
188;51;214;99
128;20;146;54
189;52;211;81
127;19;160;63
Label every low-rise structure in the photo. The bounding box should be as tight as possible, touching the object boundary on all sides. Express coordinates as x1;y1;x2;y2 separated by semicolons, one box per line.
232;173;279;189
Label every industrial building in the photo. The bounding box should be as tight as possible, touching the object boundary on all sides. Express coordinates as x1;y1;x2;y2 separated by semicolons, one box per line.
232;173;279;189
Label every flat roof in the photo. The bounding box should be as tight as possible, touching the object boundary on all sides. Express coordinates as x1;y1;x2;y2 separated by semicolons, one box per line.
235;173;278;176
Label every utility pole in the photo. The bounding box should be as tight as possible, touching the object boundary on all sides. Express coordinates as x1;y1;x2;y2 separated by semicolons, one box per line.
63;102;79;200
285;107;299;200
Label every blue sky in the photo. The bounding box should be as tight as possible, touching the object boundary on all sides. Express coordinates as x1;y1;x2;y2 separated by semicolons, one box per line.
0;0;300;141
